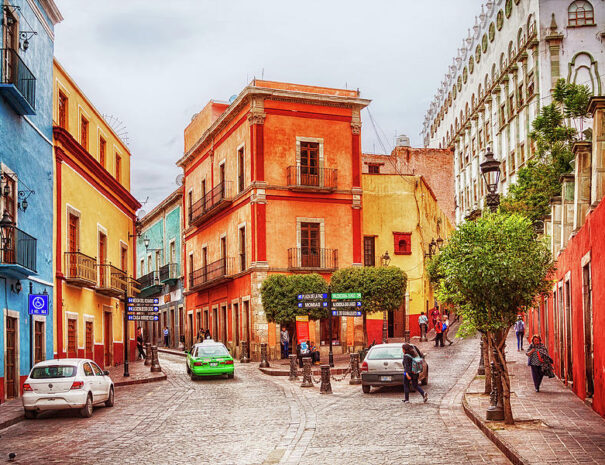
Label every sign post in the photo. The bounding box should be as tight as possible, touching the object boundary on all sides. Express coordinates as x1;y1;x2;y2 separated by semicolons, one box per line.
327;285;334;367
124;289;129;377
28;293;49;370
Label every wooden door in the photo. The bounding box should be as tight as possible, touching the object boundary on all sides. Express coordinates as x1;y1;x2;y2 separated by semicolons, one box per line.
68;214;79;276
179;308;184;344
565;281;573;383
34;321;44;364
212;308;218;340
243;301;250;344
2;10;17;83
99;233;107;287
300;142;319;186
221;306;227;343
85;321;93;359
67;319;77;357
220;237;226;274
219;164;225;197
3;176;16;264
5;317;17;398
233;303;240;346
188;313;193;347
301;223;320;267
583;264;594;397
104;312;112;367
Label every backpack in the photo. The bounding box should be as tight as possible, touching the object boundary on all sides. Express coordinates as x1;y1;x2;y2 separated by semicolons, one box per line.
516;320;525;333
406;353;423;375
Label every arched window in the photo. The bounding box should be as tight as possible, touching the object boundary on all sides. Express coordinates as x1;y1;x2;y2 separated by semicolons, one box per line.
517;27;524;49
568;1;594;26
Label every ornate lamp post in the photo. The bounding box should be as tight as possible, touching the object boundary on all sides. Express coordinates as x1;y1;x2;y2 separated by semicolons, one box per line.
380;251;391;343
480;147;502;213
0;210;15;264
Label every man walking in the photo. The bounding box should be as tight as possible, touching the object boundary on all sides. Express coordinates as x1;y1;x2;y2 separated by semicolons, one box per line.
401;344;428;403
434;319;444;347
418;312;429;342
430;307;440;329
514;316;525;351
163;326;169;347
442;315;453;345
280;327;289;359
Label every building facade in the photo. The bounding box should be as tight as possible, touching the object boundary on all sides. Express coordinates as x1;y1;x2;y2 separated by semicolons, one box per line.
0;0;62;403
136;187;183;347
422;0;605;223
361;151;454;342
53;60;141;368
177;80;370;360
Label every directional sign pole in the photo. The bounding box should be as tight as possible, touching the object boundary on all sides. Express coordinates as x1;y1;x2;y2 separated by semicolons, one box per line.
328;285;334;367
123;288;129;377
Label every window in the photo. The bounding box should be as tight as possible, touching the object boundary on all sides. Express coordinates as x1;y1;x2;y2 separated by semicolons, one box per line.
509;94;515;118
80;116;89;151
34;321;44;363
300;222;320;267
568;1;594;26
58;92;68;129
464;146;469;164
155;250;161;271
188;254;194;285
527;79;535;99
202;247;207;270
115;154;121;183
519;145;525;165
518;83;524;107
510;151;516;172
501;160;507;181
237;147;245;193
140;259;144;276
68;213;79;253
363;236;376;266
188;191;193;224
471;137;476;157
83;363;94;377
473;181;478;203
300;142;320;186
478;129;483;149
393;232;411;255
368;164;380;174
98;232;107;287
99;137;106;167
500;104;506;126
121;246;128;273
239;226;246;271
169;241;176;264
67;318;77;357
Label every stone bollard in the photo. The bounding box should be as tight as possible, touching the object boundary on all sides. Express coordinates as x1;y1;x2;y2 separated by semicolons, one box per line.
349;352;362;385
320;364;332;394
259;343;270;368
144;343;152;366
300;357;313;387
150;345;162;373
289;354;298;381
240;341;250;363
478;337;486;375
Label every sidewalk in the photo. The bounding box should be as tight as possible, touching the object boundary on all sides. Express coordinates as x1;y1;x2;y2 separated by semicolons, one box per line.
261;352;352;376
464;331;605;464
0;359;165;431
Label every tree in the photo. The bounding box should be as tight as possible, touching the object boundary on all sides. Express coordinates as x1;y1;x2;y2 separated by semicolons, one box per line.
330;266;407;345
427;212;554;424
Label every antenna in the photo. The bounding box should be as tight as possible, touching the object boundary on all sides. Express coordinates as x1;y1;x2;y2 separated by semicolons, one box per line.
261;68;264;79
176;174;184;186
102;114;130;146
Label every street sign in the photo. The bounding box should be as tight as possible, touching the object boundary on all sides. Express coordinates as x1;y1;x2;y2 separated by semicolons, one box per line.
297;293;328;301
127;306;159;312
128;314;159;321
127;297;159;304
297;301;328;308
28;294;49;315
332;310;362;317
332;301;362;308
331;292;362;300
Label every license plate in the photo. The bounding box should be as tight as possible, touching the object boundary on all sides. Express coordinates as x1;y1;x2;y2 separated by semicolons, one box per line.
210;362;218;367
380;376;392;382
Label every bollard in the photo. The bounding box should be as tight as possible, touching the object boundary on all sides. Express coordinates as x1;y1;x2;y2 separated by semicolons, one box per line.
240;341;250;363
320;364;332;394
300;357;313;387
349;352;362;385
289;354;298;381
478;337;485;375
486;359;504;420
259;343;270;368
150;345;162;373
144;343;152;366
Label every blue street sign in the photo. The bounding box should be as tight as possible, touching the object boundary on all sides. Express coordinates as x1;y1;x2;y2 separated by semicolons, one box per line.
128;297;159;304
297;293;328;301
28;294;49;315
298;301;328;308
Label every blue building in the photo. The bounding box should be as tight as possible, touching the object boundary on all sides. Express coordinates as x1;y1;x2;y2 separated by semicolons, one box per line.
136;187;184;347
0;0;62;402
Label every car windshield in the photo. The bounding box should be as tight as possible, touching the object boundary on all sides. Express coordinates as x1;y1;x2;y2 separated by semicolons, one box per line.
367;347;403;360
30;365;77;379
195;346;229;358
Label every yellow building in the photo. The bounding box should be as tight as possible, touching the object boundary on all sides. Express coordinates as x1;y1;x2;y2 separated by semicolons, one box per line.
52;59;141;367
362;168;453;340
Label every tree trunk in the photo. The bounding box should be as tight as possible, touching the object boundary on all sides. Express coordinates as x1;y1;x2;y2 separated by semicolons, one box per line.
492;329;514;425
483;334;492;395
363;313;368;347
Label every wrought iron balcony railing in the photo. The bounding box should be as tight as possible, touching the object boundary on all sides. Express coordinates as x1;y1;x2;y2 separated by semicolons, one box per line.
0;48;36;114
189;257;234;291
0;226;37;275
160;263;179;283
189;181;233;226
286;166;337;191
96;263;127;296
139;270;161;290
64;252;97;286
287;248;338;271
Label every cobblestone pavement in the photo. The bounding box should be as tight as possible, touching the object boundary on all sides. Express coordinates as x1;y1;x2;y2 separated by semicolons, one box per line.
0;336;510;465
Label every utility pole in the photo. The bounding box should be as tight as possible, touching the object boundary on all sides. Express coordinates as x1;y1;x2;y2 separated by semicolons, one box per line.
123;288;129;377
327;284;334;367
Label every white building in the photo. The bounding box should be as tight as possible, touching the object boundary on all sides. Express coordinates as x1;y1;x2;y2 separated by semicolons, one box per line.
422;0;605;224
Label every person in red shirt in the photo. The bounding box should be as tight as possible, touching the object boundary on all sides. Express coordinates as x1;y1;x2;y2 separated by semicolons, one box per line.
430;307;441;329
434;319;444;347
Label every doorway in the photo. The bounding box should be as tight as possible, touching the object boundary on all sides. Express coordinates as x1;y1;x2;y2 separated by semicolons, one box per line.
583;263;594;397
320;316;340;345
85;321;93;360
212;307;218;340
178;307;184;344
5;316;17;398
565;279;573;384
221;305;227;343
188;313;193;347
243;300;250;344
34;320;44;364
104;311;112;367
233;302;240;347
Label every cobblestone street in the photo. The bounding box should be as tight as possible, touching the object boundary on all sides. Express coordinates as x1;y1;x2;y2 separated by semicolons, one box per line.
0;336;509;464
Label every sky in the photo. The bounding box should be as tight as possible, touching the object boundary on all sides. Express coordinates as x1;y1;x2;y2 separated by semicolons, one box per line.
53;0;478;211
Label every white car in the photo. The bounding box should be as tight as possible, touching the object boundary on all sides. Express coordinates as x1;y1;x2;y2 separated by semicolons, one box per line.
22;359;114;419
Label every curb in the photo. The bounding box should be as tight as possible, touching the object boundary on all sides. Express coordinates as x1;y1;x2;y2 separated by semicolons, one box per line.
259;366;349;377
0;414;24;431
158;348;186;357
114;372;167;387
461;393;529;465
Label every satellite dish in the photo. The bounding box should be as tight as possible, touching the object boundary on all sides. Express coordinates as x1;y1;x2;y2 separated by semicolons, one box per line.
228;95;237;104
176;174;184;186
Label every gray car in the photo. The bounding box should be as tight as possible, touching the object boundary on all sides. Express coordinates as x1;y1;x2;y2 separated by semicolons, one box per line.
360;343;429;394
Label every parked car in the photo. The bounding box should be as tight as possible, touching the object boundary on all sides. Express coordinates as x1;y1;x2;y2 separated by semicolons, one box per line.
186;340;234;380
22;359;114;418
360;343;429;394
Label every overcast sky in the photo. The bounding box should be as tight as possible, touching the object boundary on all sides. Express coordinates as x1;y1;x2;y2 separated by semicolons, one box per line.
54;0;478;211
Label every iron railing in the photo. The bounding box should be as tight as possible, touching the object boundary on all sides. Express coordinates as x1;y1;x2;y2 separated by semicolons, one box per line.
189;181;233;225
189;257;234;290
287;248;338;270
0;48;36;110
0;227;36;272
139;270;160;290
160;263;179;282
128;277;140;297
64;252;97;284
286;166;337;189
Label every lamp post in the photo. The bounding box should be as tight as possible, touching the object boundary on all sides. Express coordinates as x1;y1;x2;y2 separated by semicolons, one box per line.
380;252;391;343
0;210;15;264
480;147;502;213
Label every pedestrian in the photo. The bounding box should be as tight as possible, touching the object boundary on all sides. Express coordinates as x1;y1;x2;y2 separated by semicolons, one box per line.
136;329;146;360
514;316;525;351
442;315;453;345
197;328;204;343
430;307;440;328
401;343;428;403
526;335;554;392
205;328;211;340
308;340;320;365
280;327;289;359
418;312;429;342
434;319;444;347
163;326;169;347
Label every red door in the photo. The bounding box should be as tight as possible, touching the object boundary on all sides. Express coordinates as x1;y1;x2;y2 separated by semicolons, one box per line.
104;312;112;367
99;233;107;286
5;317;17;398
85;321;93;360
301;222;320;267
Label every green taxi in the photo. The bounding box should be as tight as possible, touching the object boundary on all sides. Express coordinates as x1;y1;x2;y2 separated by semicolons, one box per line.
186;340;234;380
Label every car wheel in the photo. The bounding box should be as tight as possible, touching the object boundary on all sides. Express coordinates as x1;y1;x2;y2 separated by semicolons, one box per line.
186;364;190;374
80;394;93;418
227;373;234;379
362;384;371;394
190;371;197;381
105;387;115;407
24;410;37;419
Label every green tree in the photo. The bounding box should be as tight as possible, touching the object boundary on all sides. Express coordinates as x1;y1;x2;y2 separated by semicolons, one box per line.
330;266;407;345
427;213;554;424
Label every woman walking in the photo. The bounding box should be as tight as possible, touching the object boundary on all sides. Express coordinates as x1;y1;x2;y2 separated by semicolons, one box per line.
401;344;428;403
526;335;553;392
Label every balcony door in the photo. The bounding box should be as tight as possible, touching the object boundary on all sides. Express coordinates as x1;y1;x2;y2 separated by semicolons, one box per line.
5;316;17;398
300;222;320;267
68;214;79;276
300;142;319;186
219;164;225;198
98;233;107;287
2;9;18;83
2;174;16;264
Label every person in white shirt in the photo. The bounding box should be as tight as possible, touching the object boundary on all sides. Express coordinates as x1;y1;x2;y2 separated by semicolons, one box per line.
418;312;429;341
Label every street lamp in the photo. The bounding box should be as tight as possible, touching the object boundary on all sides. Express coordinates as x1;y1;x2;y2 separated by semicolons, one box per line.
480;147;502;212
380;251;391;267
0;210;15;263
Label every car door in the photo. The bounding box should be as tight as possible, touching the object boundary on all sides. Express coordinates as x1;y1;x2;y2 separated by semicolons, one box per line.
91;362;110;400
82;362;99;401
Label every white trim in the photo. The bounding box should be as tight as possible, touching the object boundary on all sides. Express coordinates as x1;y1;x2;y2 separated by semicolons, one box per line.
97;224;108;235
26;0;56;40
32;314;47;362
65;311;79;351
581;251;591;268
23;116;53;146
65;204;81;254
27;276;54;287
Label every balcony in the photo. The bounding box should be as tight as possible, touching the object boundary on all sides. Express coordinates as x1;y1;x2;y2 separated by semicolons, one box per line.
138;270;162;297
286;166;337;192
0;48;36;115
96;263;127;297
189;257;234;292
64;252;97;287
287;248;338;271
160;263;179;285
0;227;36;278
189;182;233;227
127;277;140;298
